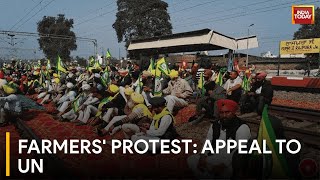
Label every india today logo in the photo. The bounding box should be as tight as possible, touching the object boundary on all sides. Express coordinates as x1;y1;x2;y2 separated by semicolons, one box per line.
292;5;315;24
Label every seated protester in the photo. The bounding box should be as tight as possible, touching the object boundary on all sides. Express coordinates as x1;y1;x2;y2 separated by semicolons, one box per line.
163;70;193;113
223;71;242;103
0;84;21;127
138;71;154;107
130;71;140;90
91;84;126;128
66;71;77;85
26;72;41;95
56;82;77;117
76;71;90;86
38;80;53;105
116;70;132;87
188;99;251;179
97;92;152;136
130;97;178;152
189;81;226;123
51;76;66;104
121;87;135;114
93;73;103;89
19;75;28;94
240;72;273;115
60;83;92;122
77;85;106;124
73;84;100;125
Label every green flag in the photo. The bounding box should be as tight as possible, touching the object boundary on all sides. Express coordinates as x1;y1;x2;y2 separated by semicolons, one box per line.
147;58;155;72
57;56;67;73
156;57;170;76
257;105;289;178
135;74;143;94
106;49;112;58
215;72;223;86
101;68;110;87
241;75;250;92
72;94;83;112
197;72;205;97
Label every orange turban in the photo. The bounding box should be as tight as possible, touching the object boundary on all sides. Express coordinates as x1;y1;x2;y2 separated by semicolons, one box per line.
216;99;238;114
257;72;267;79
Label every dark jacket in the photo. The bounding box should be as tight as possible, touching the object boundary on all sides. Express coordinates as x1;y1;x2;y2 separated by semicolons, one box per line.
250;80;273;104
102;93;126;115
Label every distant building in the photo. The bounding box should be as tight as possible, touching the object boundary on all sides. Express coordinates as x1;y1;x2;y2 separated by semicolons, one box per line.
261;51;277;58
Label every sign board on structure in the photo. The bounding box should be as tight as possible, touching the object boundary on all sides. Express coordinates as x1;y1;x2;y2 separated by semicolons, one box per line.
280;38;320;55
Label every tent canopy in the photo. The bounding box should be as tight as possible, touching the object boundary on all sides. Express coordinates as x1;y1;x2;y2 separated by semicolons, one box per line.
128;29;258;56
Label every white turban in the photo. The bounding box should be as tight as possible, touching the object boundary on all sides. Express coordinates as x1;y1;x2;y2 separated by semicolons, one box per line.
66;82;74;89
97;84;103;91
0;79;7;89
81;84;91;91
67;73;74;78
94;73;101;78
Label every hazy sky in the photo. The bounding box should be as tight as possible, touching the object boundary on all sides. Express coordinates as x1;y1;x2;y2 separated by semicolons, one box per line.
0;0;319;59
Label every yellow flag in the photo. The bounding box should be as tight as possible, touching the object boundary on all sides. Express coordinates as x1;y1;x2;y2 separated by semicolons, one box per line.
57;56;67;73
156;57;170;76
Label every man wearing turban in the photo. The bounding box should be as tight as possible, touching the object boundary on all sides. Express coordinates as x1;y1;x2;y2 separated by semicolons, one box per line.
188;99;251;178
162;70;193;113
189;69;226;124
0;83;21;127
240;72;273;115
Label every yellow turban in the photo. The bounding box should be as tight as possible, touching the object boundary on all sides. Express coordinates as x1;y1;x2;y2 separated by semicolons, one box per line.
3;84;16;94
53;73;58;78
130;92;144;104
33;71;40;76
124;87;134;96
53;78;60;84
108;84;119;93
169;70;178;79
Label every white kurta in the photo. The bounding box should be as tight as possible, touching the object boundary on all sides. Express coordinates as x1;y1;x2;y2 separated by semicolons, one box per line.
0;94;21;113
188;123;251;178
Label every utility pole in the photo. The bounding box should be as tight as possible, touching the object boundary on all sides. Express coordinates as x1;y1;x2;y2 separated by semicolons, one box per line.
8;34;16;46
119;47;120;60
7;34;19;59
246;24;254;67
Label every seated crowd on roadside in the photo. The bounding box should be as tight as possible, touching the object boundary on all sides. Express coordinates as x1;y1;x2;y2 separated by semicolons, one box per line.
0;57;277;178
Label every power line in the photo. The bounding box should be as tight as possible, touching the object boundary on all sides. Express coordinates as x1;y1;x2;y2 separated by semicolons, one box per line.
80;26;113;37
170;0;222;14
0;30;98;55
169;0;193;10
75;8;117;26
172;0;276;23
9;0;44;30
15;0;56;31
174;0;299;28
75;1;115;24
175;0;317;29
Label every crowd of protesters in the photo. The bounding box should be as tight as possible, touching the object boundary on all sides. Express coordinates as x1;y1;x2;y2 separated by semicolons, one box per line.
0;56;299;179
